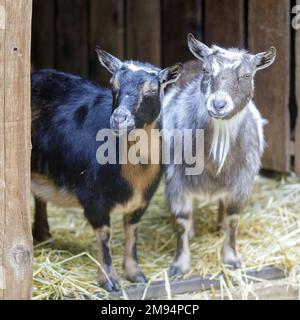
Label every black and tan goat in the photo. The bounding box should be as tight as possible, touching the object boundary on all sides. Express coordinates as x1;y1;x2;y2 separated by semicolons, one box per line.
31;49;182;291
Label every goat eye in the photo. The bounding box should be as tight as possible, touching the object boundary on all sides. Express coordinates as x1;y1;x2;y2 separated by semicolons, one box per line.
242;74;251;80
145;89;157;95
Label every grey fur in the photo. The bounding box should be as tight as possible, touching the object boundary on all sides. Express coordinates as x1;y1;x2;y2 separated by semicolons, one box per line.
163;35;276;274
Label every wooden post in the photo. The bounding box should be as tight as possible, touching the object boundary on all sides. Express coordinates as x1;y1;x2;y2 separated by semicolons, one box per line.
0;0;33;300
295;0;300;176
0;0;5;297
248;0;291;173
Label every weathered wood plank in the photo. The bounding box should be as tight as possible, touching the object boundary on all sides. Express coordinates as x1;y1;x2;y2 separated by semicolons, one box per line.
248;0;290;172
0;0;6;298
1;0;33;300
126;0;161;66
31;0;55;70
109;265;287;300
204;0;245;47
176;280;299;300
89;0;124;86
56;0;88;76
295;0;300;176
162;0;202;65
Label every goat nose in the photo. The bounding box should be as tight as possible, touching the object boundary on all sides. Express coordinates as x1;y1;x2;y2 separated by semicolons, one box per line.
213;99;227;111
115;113;127;123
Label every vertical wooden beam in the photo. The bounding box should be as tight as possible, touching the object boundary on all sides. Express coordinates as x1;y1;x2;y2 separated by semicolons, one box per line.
89;0;124;85
249;0;290;172
295;0;300;175
0;0;33;300
0;0;6;297
204;0;245;47
162;0;202;66
126;0;161;66
56;0;88;76
31;0;55;70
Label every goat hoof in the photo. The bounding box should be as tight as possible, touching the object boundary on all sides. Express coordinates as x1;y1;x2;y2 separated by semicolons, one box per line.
188;228;195;239
100;278;120;292
168;265;184;278
226;260;242;270
223;252;242;270
32;229;52;243
127;271;148;284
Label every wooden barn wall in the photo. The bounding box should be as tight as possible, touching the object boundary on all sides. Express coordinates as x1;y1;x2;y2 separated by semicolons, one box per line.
32;0;297;174
249;0;291;172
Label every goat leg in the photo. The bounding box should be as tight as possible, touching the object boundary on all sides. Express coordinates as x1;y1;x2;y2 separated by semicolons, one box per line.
221;202;242;269
168;213;192;277
123;208;148;284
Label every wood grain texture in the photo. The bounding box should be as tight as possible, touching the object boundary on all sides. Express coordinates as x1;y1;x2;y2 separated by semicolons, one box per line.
56;0;88;76
0;0;33;300
180;280;299;300
248;0;290;172
295;0;300;175
126;0;161;66
204;0;245;47
89;0;124;86
109;265;287;300
162;0;202;65
31;0;55;70
0;0;5;296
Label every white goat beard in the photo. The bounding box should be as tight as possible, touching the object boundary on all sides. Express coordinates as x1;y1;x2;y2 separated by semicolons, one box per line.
210;119;231;175
209;107;248;175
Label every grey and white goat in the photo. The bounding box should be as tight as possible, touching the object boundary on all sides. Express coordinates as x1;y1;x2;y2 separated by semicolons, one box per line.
163;34;276;276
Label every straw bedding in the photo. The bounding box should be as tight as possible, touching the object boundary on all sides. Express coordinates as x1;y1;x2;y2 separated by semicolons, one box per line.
33;173;300;300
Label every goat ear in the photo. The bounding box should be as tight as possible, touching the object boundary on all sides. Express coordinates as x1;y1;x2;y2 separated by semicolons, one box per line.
187;33;211;61
95;47;122;74
159;63;183;86
253;47;277;71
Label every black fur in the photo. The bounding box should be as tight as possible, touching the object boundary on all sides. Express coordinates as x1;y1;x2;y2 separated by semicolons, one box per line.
31;57;182;289
31;69;160;228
